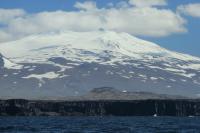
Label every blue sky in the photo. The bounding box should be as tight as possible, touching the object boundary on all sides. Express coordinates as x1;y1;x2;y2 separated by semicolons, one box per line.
0;0;200;57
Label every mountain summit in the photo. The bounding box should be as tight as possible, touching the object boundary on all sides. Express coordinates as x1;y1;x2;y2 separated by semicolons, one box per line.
0;31;200;99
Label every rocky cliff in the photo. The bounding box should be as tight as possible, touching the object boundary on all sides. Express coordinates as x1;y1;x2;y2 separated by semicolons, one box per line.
0;99;200;116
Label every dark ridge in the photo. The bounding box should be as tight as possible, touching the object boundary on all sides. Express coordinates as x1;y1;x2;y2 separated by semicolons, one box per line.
77;87;188;101
0;99;200;116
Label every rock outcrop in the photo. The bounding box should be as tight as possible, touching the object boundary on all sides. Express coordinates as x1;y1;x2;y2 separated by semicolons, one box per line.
77;87;187;100
0;53;4;68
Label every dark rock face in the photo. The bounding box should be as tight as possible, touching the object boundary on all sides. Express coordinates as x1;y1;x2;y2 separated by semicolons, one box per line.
0;53;4;68
0;99;200;116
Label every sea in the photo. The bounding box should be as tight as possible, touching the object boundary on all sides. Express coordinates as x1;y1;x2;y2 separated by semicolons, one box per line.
0;116;200;133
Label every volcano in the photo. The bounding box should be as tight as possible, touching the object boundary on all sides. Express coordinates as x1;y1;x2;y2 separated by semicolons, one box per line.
0;31;200;99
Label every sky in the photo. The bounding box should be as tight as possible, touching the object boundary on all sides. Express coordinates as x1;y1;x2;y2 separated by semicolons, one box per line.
0;0;200;57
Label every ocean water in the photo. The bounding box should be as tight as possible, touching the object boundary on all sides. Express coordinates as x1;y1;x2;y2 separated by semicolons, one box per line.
0;117;200;133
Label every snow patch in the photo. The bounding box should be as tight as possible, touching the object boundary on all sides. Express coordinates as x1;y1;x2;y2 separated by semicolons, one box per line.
94;67;98;71
122;90;127;93
167;85;172;88
22;72;60;80
165;67;186;73
3;74;8;77
178;64;200;70
178;73;196;78
170;79;176;82
150;77;158;80
3;57;22;70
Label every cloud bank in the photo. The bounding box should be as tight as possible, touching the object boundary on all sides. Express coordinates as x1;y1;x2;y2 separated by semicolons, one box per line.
0;0;187;42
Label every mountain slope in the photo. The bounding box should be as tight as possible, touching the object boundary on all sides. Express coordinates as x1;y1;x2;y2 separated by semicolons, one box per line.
0;31;200;99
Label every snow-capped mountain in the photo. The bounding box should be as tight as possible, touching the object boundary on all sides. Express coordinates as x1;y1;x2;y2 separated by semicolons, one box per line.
0;31;200;99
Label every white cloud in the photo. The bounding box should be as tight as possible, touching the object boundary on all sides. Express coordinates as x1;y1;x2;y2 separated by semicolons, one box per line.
0;9;26;42
129;0;167;7
0;1;187;43
74;1;97;11
0;9;25;24
0;31;13;42
177;3;200;17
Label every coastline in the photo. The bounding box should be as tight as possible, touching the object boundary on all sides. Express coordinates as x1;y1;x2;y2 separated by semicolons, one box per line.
0;99;200;116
